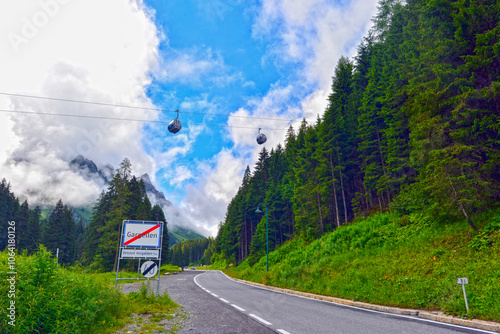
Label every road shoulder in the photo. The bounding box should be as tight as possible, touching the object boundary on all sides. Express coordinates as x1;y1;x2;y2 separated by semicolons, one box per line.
220;271;500;333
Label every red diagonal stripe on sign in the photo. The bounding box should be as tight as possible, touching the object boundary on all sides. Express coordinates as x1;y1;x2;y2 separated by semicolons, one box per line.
124;224;160;245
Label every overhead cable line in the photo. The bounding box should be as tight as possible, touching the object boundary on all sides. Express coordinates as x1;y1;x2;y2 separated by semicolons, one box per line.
0;108;297;131
0;92;294;122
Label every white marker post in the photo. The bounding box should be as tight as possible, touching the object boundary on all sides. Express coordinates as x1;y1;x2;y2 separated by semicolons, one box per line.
457;277;469;311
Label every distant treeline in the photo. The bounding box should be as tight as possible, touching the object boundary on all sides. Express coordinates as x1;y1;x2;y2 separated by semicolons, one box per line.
213;0;500;265
0;179;86;265
170;237;215;267
0;158;170;271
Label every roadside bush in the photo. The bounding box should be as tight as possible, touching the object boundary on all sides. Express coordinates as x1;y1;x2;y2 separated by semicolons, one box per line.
0;246;123;333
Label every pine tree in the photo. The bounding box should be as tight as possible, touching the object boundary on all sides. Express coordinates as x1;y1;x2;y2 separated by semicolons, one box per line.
0;179;18;250
26;206;41;254
42;200;75;264
151;204;170;263
16;200;30;251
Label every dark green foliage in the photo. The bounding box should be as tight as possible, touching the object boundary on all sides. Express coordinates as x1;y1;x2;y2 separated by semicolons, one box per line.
213;0;500;267
42;199;75;265
82;158;169;272
170;237;212;267
0;179;41;253
151;204;170;263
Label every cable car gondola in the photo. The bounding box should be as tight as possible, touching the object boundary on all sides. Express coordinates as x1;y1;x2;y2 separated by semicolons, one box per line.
256;128;267;145
168;110;182;134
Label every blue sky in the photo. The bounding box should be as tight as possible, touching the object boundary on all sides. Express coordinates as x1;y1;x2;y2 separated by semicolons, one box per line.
0;0;378;236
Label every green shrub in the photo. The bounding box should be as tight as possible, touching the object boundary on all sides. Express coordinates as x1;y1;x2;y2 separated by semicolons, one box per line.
0;246;123;334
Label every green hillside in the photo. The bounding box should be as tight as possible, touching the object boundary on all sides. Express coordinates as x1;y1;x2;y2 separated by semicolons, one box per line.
223;212;500;321
169;226;205;247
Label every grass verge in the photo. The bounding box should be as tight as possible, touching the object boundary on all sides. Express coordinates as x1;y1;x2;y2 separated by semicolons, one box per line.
222;212;500;322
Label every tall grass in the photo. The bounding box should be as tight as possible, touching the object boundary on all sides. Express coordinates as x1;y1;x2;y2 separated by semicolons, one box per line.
0;246;178;333
224;213;500;321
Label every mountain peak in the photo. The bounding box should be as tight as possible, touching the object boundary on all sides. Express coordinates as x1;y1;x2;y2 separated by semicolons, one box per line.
141;173;152;184
140;173;173;208
70;155;108;184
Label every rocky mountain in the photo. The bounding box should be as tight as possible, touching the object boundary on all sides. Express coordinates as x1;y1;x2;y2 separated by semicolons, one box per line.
140;173;173;208
69;155;113;186
70;155;173;209
66;156;204;244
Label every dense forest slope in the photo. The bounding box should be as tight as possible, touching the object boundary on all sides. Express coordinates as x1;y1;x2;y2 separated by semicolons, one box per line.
210;0;500;321
212;0;500;265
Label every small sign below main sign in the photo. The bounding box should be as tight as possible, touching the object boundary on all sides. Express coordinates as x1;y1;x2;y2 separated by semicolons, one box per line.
141;261;158;278
122;222;161;247
457;277;468;285
121;249;160;259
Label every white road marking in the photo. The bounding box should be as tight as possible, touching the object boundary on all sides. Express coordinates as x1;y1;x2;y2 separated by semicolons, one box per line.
211;293;219;297
231;304;246;312
219;298;230;303
249;314;272;326
277;329;291;334
217;271;496;334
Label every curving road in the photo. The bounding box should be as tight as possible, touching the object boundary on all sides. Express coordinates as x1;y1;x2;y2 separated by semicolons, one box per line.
193;270;496;334
158;270;273;333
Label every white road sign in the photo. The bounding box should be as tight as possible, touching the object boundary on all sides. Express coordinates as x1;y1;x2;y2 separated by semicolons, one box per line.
457;278;468;284
121;249;160;259
141;261;158;278
122;222;161;247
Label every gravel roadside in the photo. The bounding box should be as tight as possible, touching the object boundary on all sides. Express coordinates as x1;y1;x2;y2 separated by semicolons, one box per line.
117;270;275;334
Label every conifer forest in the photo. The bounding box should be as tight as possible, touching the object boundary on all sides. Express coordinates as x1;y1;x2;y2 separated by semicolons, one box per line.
212;0;500;265
0;158;170;271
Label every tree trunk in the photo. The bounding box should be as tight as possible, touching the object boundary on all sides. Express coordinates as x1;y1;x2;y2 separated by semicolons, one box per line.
329;153;340;227
314;171;325;235
336;146;348;224
449;178;478;231
375;126;391;205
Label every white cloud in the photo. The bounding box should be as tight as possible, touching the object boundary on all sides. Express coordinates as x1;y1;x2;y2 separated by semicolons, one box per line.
180;149;247;236
253;0;378;89
150;121;206;174
155;47;241;87
0;0;160;206
171;165;194;185
227;85;300;148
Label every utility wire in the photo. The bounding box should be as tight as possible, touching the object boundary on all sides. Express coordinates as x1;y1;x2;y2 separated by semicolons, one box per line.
0;108;296;131
0;92;294;122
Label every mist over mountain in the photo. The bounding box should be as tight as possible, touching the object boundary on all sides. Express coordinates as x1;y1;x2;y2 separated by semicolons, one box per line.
70;155;112;186
67;155;206;237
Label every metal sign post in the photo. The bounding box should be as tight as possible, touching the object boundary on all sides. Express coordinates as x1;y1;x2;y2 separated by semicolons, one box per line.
115;220;164;298
457;277;469;311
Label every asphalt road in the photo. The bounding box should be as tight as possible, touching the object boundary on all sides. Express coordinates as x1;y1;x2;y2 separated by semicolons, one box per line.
193;270;496;334
158;270;274;333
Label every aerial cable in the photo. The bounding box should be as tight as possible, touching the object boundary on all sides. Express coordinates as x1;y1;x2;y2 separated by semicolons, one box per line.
0;92;293;122
0;108;298;131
